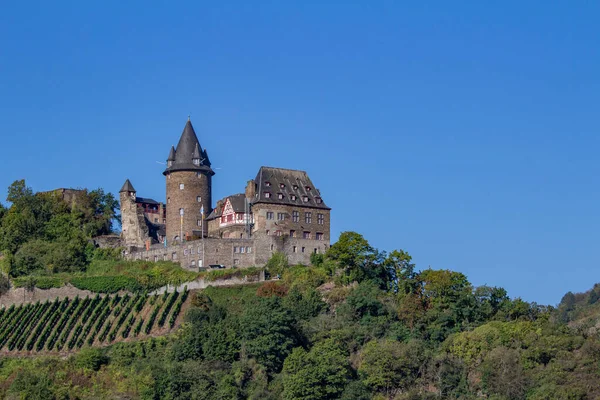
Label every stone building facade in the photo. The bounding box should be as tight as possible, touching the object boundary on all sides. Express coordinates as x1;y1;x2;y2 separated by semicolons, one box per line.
121;118;331;268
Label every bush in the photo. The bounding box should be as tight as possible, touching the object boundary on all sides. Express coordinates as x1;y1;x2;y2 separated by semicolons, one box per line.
75;348;108;371
70;276;142;293
265;252;288;276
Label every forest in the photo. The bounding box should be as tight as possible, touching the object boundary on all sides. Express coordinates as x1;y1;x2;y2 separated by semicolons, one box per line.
0;181;599;399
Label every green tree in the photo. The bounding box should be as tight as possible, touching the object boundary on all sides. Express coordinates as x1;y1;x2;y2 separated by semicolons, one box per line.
326;231;388;288
282;339;351;400
480;347;527;400
385;249;417;294
266;251;289;277
240;296;299;373
358;339;427;398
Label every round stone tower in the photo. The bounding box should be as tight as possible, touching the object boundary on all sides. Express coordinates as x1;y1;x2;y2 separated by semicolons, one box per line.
163;119;214;243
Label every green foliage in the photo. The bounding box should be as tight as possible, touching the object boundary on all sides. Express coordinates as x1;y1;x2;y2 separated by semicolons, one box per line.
75;347;108;371
265;251;289;276
70;275;143;293
0;180;119;277
282;338;351;400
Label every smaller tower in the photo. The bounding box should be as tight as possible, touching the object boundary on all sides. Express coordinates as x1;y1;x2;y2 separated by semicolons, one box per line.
119;179;149;247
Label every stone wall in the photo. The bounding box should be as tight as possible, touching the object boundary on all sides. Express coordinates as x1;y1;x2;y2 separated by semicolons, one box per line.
125;235;329;269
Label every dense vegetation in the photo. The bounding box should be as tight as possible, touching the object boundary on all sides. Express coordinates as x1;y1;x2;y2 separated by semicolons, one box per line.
0;232;598;399
0;180;118;277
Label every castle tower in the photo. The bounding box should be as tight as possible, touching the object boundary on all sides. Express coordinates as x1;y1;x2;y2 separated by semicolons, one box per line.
164;119;214;242
119;179;149;247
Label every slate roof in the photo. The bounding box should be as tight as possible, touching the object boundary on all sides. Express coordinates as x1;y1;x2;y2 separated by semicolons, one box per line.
252;166;330;210
163;119;214;175
206;193;247;220
135;197;161;206
119;179;136;193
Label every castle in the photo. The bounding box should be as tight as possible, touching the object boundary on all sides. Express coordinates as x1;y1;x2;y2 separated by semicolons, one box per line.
120;119;331;269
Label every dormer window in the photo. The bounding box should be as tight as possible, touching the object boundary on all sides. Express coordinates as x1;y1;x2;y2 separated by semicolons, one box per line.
193;158;200;166
316;197;322;204
306;186;311;191
167;160;173;167
278;193;284;200
291;195;297;201
265;182;271;187
265;192;271;198
303;196;309;203
293;185;298;190
280;183;285;189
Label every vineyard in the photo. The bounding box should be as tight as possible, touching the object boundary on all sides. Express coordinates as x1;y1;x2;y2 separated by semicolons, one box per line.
0;288;190;354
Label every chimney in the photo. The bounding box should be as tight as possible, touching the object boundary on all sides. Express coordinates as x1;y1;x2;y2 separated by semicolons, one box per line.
245;179;256;200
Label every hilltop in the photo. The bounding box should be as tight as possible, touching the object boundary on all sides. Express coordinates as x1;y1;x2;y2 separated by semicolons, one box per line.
1;181;599;399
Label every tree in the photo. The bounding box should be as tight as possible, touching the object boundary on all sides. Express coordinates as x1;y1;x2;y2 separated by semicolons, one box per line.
282;339;351;400
239;296;299;373
385;249;417;294
358;339;427;398
326;232;388;288
265;251;289;277
480;347;527;399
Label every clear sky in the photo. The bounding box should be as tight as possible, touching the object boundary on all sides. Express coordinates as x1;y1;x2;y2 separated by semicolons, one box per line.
1;2;598;305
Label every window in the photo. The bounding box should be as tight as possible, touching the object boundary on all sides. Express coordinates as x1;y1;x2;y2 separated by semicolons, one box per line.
276;230;282;237
154;218;158;223
240;247;245;253
316;197;322;204
227;214;233;222
291;195;297;201
293;185;298;190
180;183;185;190
224;232;230;238
184;249;189;256
191;260;196;267
197;219;202;226
154;255;158;262
306;186;311;191
163;219;166;223
265;181;271;187
317;213;324;225
191;248;195;254
305;212;312;224
278;193;284;200
172;252;178;260
267;211;274;220
179;208;184;215
196;172;201;177
167;197;171;204
280;183;285;189
193;158;200;166
234;259;240;265
247;247;252;253
198;247;202;254
303;231;311;239
234;247;238;253
301;247;306;253
265;192;271;198
292;211;299;222
293;246;297;253
266;230;270;236
197;196;202;202
277;212;285;221
167;161;172;167
316;232;324;241
314;248;318;254
290;230;296;238
303;196;309;203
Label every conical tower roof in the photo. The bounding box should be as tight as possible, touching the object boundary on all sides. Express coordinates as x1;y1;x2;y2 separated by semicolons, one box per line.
163;119;214;176
167;146;176;161
119;179;136;193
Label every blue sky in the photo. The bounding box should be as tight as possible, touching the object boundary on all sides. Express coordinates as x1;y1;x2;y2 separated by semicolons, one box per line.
1;2;598;305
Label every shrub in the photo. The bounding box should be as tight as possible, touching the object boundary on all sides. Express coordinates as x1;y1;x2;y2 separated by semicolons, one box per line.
70;276;142;293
